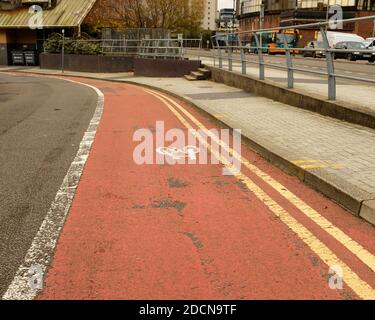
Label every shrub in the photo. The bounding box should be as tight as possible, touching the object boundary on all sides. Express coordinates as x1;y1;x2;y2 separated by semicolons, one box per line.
43;34;101;55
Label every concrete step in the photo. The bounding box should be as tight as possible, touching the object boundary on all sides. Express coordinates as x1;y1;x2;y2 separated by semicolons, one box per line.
184;74;199;81
198;68;211;78
191;71;206;80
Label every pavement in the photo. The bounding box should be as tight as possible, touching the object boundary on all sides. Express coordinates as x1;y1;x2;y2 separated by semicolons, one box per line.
0;66;374;226
1;72;375;300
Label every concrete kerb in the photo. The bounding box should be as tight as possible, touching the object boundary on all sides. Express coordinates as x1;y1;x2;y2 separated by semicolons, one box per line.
1;68;374;227
361;200;375;226
206;65;375;130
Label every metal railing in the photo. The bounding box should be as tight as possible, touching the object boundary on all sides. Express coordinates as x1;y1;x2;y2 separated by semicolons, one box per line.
138;38;202;59
48;37;203;60
209;15;375;101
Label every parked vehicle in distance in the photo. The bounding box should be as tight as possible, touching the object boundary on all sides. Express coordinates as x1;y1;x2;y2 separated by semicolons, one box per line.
333;41;375;62
268;30;301;55
364;37;375;50
246;34;270;54
303;41;326;58
365;37;375;46
317;31;364;47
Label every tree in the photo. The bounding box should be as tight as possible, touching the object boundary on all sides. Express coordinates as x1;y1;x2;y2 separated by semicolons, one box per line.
85;0;204;33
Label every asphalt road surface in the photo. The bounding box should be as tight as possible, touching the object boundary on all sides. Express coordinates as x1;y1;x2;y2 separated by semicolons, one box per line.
253;54;375;81
0;73;98;296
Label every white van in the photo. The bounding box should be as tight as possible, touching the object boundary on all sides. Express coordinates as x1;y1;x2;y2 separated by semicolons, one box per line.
317;31;365;47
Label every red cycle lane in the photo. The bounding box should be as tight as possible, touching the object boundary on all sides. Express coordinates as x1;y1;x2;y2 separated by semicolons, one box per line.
38;78;375;300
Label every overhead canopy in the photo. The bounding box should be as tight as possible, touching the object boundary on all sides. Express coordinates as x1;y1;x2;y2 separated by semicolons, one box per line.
0;0;97;28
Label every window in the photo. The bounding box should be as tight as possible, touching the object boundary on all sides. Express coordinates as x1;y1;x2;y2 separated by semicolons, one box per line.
240;0;262;14
298;0;355;8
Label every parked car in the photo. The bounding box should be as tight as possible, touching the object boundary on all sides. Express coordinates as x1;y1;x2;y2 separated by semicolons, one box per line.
333;41;375;62
303;41;326;58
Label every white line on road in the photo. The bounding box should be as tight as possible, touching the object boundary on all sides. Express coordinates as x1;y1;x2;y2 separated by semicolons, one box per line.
2;77;104;300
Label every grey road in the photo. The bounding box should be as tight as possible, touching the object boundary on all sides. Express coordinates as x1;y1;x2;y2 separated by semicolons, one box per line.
0;74;98;296
253;54;375;80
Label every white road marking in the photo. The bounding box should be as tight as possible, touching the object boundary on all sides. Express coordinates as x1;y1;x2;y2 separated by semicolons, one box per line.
2;77;104;300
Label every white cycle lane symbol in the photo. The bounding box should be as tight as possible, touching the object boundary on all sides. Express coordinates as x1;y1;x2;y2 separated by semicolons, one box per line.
156;145;200;161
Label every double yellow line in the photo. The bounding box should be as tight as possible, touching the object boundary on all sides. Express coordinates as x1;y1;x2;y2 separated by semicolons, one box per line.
143;87;375;300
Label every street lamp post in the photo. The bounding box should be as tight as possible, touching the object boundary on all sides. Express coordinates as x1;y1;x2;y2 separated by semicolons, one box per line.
61;29;65;73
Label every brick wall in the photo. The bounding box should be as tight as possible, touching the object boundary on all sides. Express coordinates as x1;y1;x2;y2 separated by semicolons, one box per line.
239;10;375;42
354;11;375;39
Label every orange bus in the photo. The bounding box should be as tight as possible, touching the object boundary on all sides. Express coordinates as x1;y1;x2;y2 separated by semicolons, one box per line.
268;30;301;55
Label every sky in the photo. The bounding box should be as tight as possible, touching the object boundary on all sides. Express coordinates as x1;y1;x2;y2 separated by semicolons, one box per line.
219;0;235;9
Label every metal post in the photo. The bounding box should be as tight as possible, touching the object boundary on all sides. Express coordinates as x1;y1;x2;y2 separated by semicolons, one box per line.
282;33;294;89
61;29;65;73
178;34;183;59
226;34;233;71
260;3;265;51
211;39;217;67
254;32;265;80
320;25;336;100
215;37;223;68
157;39;161;60
238;35;246;74
165;39;168;60
232;0;236;33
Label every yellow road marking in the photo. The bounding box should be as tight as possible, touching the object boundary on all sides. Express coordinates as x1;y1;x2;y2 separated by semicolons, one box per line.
212;113;226;119
293;160;323;164
145;88;375;275
145;89;375;300
300;165;329;169
292;160;343;170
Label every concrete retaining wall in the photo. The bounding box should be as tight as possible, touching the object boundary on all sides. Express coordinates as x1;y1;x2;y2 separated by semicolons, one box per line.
134;58;201;77
40;54;134;73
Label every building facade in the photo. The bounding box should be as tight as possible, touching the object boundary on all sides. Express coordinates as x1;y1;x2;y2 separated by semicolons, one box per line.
0;0;99;65
218;8;239;29
202;0;218;30
237;0;375;45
